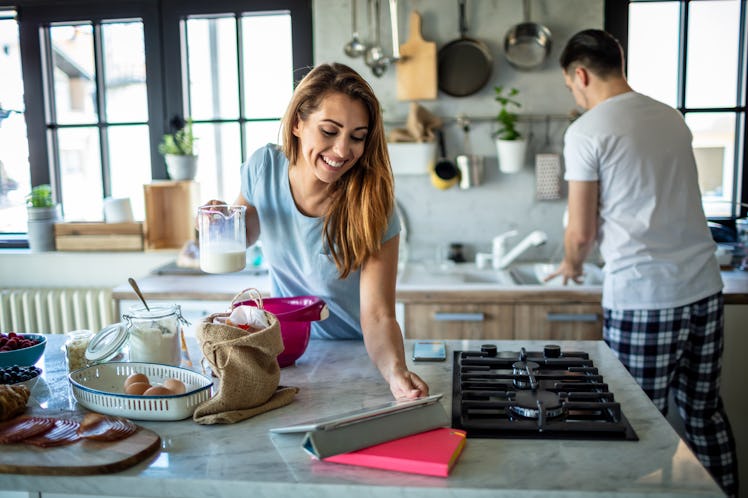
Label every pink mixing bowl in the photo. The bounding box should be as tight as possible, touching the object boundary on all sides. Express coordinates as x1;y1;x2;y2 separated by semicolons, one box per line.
233;296;328;367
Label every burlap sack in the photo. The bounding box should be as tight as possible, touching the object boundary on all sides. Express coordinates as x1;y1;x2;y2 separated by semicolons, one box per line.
193;310;298;424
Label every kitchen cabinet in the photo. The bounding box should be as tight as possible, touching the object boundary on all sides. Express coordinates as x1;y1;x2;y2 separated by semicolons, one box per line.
403;303;514;340
401;299;602;340
514;303;602;340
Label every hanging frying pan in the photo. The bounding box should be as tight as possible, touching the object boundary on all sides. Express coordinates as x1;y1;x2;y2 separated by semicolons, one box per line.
437;0;493;97
504;0;552;71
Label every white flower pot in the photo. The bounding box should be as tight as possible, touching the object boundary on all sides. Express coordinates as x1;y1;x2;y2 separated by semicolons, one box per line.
165;154;198;181
27;205;60;252
495;139;528;174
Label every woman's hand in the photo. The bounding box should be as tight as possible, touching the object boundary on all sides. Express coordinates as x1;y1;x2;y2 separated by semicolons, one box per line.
388;369;429;400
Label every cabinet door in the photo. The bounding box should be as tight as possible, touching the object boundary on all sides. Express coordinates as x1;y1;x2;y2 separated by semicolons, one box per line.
514;304;603;340
404;303;514;340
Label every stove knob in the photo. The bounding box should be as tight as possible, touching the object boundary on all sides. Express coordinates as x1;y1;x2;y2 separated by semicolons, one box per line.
480;344;497;357
544;344;561;358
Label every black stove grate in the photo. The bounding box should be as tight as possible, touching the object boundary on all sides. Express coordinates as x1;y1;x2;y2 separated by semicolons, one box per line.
451;346;638;441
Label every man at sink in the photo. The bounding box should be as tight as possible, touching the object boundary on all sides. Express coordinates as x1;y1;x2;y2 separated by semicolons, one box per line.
549;29;738;497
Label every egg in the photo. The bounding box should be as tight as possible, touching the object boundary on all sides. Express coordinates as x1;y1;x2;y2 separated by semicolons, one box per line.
163;378;186;395
125;381;152;395
143;385;174;396
124;373;149;389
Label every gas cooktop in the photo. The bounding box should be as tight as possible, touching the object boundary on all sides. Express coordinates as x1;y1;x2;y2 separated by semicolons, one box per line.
451;344;638;441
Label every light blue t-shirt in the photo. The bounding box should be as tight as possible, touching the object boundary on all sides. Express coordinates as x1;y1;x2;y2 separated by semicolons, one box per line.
240;144;401;339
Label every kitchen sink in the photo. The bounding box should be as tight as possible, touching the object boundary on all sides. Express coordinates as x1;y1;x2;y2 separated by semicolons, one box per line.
509;263;604;286
460;270;516;285
397;261;603;288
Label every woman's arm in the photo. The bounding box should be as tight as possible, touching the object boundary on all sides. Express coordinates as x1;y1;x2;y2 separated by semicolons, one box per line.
232;195;261;247
360;234;429;400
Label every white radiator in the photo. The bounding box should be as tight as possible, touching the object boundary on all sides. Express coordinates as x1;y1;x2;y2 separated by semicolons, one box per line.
0;288;115;334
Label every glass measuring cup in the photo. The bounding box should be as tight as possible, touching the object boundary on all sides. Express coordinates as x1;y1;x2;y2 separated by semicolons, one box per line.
198;204;247;273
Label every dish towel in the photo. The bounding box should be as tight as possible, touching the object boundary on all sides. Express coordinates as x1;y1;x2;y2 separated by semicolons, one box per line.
535;153;562;200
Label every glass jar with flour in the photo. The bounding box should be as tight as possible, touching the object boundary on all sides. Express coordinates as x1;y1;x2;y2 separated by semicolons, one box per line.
121;304;186;366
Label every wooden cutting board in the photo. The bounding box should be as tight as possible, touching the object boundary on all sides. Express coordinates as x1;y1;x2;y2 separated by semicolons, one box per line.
0;426;161;475
396;11;437;101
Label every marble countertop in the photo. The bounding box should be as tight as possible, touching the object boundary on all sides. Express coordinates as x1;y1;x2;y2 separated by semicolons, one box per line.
0;335;724;498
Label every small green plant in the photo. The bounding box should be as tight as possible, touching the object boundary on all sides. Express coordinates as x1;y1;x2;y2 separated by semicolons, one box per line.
158;117;196;156
25;184;54;208
494;86;522;141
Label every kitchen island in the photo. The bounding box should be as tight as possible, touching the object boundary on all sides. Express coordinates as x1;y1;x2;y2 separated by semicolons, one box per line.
0;335;724;497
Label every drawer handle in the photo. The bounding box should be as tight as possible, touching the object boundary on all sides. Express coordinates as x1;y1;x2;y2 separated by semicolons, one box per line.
546;313;599;322
433;312;485;322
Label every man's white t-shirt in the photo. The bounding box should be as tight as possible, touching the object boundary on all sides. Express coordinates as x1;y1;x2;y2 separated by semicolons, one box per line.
564;91;722;310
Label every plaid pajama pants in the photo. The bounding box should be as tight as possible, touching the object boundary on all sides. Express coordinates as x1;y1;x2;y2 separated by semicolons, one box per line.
604;292;738;498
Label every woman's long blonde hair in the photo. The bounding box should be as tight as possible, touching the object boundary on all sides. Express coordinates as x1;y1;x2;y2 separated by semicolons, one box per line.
281;63;394;279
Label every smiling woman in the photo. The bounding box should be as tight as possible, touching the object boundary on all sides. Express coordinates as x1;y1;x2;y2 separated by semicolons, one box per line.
199;62;430;402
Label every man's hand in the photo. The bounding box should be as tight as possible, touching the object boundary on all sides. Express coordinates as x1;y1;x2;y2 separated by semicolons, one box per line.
545;259;585;285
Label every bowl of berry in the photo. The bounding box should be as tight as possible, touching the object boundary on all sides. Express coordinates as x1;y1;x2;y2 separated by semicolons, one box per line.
0;365;42;390
0;332;47;368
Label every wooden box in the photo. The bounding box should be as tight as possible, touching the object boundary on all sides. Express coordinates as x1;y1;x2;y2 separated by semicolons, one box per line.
143;180;200;251
55;222;144;251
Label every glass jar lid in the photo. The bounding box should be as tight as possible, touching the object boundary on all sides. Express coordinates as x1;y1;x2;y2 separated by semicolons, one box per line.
85;323;128;362
123;303;183;321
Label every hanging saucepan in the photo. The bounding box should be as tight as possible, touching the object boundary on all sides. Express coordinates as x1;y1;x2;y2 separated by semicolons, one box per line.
437;0;493;97
504;0;552;71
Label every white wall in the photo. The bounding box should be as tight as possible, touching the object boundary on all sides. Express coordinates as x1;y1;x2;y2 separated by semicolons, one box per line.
313;0;603;261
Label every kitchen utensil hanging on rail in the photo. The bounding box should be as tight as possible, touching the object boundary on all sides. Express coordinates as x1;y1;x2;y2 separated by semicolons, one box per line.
504;0;552;70
535;116;562;200
431;129;460;190
344;0;367;58
396;11;437;101
364;0;400;77
437;0;493;97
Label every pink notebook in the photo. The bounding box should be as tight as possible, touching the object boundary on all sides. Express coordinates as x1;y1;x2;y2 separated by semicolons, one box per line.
323;427;466;477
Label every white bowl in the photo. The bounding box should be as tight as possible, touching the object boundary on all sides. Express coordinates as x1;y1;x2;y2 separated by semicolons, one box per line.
69;362;213;421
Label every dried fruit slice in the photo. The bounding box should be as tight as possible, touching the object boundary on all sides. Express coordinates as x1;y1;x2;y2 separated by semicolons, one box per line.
0;416;56;444
78;413;138;442
23;418;81;447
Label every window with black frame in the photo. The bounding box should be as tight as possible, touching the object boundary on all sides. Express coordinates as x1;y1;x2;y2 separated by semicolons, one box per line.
608;0;747;222
0;0;312;245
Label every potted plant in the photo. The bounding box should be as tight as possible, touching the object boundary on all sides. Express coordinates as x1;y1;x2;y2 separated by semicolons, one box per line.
25;183;60;252
493;86;527;173
159;116;198;181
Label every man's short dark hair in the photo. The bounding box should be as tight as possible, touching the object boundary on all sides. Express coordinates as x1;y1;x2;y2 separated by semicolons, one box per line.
559;29;624;78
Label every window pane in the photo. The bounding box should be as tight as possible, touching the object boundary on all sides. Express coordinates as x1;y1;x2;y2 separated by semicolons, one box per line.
51;24;97;125
685;113;736;218
109;125;151;220
103;20;148;123
58;127;103;221
686;1;740;108
192;122;241;202
628;2;679;107
245;120;281;159
242;13;293;119
186;16;239;121
0;12;31;233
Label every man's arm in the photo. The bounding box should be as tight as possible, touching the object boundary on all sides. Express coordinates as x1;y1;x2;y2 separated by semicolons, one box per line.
547;180;599;284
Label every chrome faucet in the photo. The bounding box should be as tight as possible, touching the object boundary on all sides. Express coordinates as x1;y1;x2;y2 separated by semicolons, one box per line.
476;230;548;270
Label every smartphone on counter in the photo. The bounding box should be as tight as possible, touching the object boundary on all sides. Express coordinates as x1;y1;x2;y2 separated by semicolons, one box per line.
412;340;447;362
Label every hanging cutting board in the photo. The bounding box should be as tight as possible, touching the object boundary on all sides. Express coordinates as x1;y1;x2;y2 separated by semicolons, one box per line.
0;425;161;475
396;11;437;101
